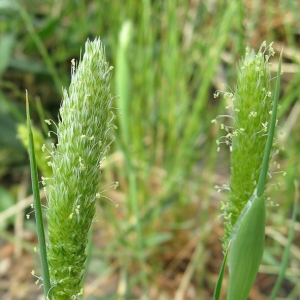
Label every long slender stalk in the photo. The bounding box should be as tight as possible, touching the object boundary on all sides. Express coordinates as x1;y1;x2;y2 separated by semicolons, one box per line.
26;91;52;300
116;21;148;285
257;51;282;197
18;5;63;93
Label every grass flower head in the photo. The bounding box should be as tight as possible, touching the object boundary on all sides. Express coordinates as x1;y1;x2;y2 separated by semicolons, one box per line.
45;38;115;299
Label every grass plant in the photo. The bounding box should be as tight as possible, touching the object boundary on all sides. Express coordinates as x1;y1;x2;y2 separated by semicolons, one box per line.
1;1;299;299
213;43;291;300
27;38;116;299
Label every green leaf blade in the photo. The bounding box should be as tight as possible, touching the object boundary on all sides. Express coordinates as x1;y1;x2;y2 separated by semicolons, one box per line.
26;92;52;299
257;51;282;197
227;193;266;300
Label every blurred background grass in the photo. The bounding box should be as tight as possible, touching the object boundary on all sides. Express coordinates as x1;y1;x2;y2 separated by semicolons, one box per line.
0;0;299;299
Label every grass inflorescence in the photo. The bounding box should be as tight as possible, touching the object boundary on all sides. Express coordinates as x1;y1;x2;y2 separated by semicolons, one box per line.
2;1;299;299
45;38;115;299
215;42;276;249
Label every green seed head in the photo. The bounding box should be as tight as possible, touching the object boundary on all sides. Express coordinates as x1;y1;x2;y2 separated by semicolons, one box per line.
46;38;115;299
221;42;275;249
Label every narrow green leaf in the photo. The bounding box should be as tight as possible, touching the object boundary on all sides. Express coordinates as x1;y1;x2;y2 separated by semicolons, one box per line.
257;51;282;197
227;193;266;300
115;22;148;284
17;5;63;92
0;34;15;77
213;243;230;300
144;232;173;247
116;20;132;146
26;92;52;299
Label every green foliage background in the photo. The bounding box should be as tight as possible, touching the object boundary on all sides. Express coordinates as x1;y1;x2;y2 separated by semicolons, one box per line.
0;0;299;299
